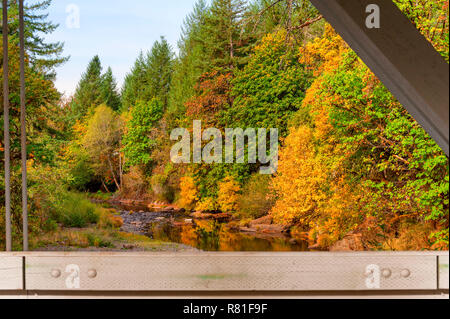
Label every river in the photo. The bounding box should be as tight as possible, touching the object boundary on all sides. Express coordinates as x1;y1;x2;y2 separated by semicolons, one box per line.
107;202;310;252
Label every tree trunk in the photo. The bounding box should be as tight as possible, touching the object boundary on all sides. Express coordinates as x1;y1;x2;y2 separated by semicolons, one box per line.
102;179;111;193
107;156;121;191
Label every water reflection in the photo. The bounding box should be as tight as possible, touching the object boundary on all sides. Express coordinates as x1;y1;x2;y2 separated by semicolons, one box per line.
146;219;309;252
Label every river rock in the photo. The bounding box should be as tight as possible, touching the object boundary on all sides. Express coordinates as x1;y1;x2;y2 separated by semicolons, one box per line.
249;215;273;227
329;232;364;251
240;224;288;235
190;211;231;220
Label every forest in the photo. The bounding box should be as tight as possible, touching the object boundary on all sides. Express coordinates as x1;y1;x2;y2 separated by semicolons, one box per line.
0;0;449;251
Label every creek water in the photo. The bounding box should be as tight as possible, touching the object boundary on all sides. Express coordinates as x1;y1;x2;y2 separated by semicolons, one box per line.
108;202;310;252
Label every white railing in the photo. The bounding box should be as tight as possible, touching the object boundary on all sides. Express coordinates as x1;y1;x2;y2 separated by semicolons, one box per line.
0;251;448;298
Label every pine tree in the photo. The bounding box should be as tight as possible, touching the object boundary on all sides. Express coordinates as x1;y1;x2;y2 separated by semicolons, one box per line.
1;0;68;79
121;52;148;112
167;0;211;125
204;0;249;70
121;38;174;112
101;67;122;112
249;0;323;45
146;37;174;110
71;56;104;119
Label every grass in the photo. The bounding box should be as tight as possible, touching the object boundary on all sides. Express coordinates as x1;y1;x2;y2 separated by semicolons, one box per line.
50;192;100;228
30;228;191;251
32;192;195;252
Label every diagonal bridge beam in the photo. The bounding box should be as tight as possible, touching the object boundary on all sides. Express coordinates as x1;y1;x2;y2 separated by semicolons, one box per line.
310;0;449;156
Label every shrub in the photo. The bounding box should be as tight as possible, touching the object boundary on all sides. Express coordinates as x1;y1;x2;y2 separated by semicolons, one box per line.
178;176;198;211
86;232;114;248
98;208;123;229
121;166;148;199
151;174;175;203
50;192;100;228
237;174;275;219
217;176;240;213
196;197;219;212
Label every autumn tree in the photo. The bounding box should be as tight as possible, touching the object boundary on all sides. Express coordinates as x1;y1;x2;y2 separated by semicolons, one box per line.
185;71;233;126
1;25;61;249
82;105;124;191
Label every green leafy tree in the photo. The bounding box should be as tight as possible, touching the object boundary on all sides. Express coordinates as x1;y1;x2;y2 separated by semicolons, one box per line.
224;29;311;137
123;99;164;169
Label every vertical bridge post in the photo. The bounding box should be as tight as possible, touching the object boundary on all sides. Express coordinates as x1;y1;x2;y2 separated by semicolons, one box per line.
19;0;28;251
2;0;11;251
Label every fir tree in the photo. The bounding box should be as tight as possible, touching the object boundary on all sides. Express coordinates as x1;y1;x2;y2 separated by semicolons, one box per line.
121;38;174;112
71;56;104;119
146;36;174;110
204;0;249;70
121;52;148;112
101;67;122;112
1;0;68;79
167;0;210;124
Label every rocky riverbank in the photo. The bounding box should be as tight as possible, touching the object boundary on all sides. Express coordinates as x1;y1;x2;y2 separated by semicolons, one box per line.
119;208;189;234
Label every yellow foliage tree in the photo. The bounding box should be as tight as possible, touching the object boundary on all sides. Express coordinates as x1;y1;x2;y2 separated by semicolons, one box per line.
195;197;219;212
270;126;327;225
178;176;198;211
217;176;241;213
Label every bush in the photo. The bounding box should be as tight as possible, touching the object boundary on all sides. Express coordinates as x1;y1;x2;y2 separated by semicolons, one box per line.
98;208;124;229
217;176;240;213
50;192;100;228
178;176;198;211
237;174;275;219
196;197;219;212
151;174;175;203
121;166;148;199
86;232;114;248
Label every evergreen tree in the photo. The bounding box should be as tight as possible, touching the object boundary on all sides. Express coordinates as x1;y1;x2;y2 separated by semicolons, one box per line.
121;38;174;112
146;37;174;110
71;56;103;119
121;52;148;112
101;67;122;112
249;0;323;45
1;0;68;79
167;0;210;125
204;0;250;70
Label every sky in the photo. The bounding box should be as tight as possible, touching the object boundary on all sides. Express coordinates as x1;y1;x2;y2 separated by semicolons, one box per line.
41;0;200;96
